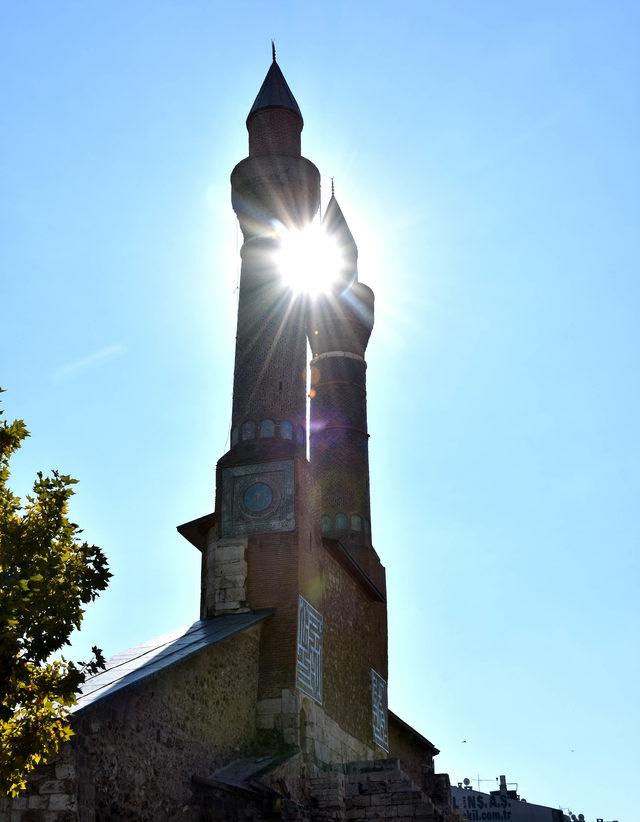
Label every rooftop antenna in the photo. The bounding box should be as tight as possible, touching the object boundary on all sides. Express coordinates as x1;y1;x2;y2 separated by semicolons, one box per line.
271;40;276;62
331;177;335;196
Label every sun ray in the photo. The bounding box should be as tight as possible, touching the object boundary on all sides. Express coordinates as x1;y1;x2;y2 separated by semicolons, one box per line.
275;223;343;297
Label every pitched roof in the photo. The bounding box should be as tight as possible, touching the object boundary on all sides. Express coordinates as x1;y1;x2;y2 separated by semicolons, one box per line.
177;510;216;551
388;710;440;755
247;60;302;124
322;537;385;602
74;610;274;714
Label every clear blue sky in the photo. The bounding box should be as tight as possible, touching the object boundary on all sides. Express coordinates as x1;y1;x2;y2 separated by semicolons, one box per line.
2;3;638;820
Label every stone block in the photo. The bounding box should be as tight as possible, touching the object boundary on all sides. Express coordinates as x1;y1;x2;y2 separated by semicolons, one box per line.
214;560;247;578
48;794;76;812
395;791;421;803
315;743;330;763
281;689;298;712
279;712;297;729
215;573;247;590
257;697;282;714
213;588;246;606
214;586;245;603
54;764;75;781
214;542;246;562
282;727;297;744
256;713;275;730
358;781;387;795
27;796;48;809
364;772;399;782
213;600;248;612
10;800;27;811
37;782;64;795
368;793;396;806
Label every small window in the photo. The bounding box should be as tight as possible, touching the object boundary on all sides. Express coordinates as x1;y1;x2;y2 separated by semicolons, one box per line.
335;513;348;531
259;419;275;438
230;426;239;447
296;425;306;446
279;420;293;440
351;514;363;532
320;515;331;534
241;420;256;441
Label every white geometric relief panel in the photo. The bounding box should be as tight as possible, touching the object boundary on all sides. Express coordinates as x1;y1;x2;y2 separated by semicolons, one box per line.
296;596;323;704
371;668;389;751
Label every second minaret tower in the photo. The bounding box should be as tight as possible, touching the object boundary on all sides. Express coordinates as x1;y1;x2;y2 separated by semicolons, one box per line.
308;194;378;578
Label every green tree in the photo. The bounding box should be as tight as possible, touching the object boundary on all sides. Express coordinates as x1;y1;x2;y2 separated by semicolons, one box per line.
0;392;111;796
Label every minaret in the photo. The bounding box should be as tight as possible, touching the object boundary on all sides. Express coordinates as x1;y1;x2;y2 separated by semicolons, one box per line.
180;53;389;763
228;49;320;450
308;193;379;582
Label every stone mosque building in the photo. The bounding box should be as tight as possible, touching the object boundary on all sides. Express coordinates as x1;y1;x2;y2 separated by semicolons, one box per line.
2;55;461;822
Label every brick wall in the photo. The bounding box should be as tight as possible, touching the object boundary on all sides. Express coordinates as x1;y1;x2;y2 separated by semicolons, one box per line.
248;108;302;157
320;549;388;748
247;529;300;697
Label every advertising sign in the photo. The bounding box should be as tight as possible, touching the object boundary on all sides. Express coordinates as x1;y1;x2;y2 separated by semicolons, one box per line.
451;787;567;822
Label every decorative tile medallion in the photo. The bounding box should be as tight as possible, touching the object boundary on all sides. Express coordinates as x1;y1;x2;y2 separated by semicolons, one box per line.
296;596;323;704
371;668;389;751
221;460;295;537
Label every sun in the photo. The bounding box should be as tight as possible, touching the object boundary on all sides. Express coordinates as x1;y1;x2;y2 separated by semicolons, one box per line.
275;223;343;297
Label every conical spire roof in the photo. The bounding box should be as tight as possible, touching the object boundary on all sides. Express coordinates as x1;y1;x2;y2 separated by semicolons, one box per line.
323;192;357;253
247;56;303;125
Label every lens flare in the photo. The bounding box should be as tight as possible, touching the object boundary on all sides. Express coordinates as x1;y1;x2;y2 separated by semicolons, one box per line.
275;223;343;296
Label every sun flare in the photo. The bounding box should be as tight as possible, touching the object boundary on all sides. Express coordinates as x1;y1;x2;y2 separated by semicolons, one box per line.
275;223;343;297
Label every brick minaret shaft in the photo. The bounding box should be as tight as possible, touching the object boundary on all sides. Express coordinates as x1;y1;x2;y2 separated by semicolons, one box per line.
180;54;389;754
229;56;320;446
308;196;376;573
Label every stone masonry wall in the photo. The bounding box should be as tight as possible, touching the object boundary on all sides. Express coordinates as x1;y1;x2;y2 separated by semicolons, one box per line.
388;720;436;795
202;535;249;618
75;626;262;821
0;745;78;822
4;625;263;822
256;689;376;767
309;759;441;822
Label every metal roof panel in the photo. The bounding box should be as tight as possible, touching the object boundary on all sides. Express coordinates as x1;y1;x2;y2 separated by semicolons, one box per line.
74;610;274;714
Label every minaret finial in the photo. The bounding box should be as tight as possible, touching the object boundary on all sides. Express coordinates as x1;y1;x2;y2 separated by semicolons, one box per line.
331;177;335;196
271;40;276;62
